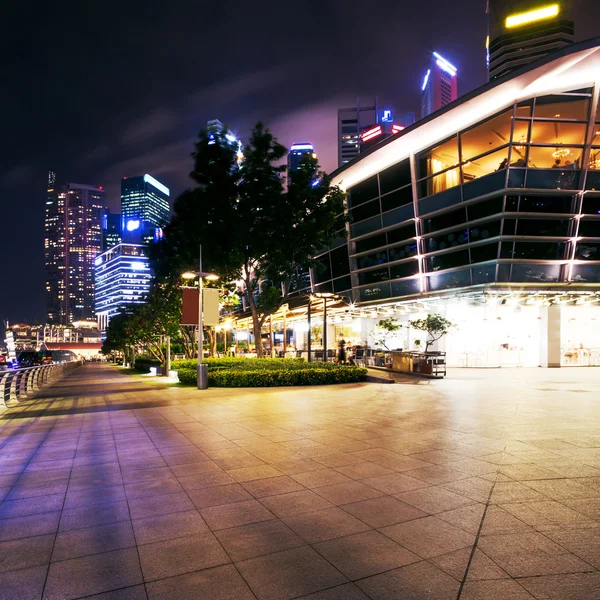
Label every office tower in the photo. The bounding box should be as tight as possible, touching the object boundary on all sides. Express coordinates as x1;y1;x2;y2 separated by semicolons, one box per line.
120;174;170;245
421;52;458;119
207;119;244;164
359;111;416;153
288;143;315;173
45;173;104;325
488;1;574;80
338;100;379;166
102;210;122;251
94;243;152;334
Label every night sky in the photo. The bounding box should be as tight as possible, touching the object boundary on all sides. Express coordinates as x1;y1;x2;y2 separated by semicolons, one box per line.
1;0;598;327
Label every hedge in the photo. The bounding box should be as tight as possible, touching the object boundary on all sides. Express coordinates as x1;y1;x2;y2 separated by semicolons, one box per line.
133;356;161;373
176;366;367;387
172;357;342;372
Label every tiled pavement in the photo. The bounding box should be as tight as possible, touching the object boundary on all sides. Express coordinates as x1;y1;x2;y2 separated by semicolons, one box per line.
1;364;600;599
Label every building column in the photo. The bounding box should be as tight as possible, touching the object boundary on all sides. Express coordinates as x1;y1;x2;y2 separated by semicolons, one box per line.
547;304;562;368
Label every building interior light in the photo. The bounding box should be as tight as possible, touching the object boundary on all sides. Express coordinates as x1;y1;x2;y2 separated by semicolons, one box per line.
505;4;559;28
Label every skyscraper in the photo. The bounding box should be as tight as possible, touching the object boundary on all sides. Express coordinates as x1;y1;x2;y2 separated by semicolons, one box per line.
102;210;122;252
338;100;378;166
45;172;104;324
287;143;315;172
487;1;574;80
421;52;458;119
94;243;152;334
121;174;170;245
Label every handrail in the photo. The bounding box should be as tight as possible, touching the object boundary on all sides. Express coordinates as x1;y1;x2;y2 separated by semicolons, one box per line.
0;361;84;411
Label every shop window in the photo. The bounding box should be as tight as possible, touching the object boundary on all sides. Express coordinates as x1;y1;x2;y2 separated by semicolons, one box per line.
419;167;461;198
462;147;510;182
426;248;469;272
470;242;499;263
530;121;587;147
351;198;380;223
355;233;386;253
312;254;331;284
571;264;600;282
358;267;389;286
577;219;600;237
379;159;411;195
426;226;469;252
527;146;584;169
330;246;350;279
417;136;459;179
347;176;378;208
391;278;420;297
472;264;496;284
333;275;352;293
387;223;418;245
381;185;413;213
575;242;600;260
589;148;600;170
382;203;415;227
581;197;600;215
388;241;419;260
460;110;512;162
512;120;530;145
515;218;570;236
533;95;590;121
422;207;467;235
428;268;471;291
517;195;574;213
467;197;504;221
510;263;561;282
390;259;419;279
357;250;388;269
512;241;567;260
469;219;501;241
357;283;391;302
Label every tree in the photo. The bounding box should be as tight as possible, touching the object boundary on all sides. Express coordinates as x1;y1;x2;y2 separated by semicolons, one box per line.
370;318;402;351
150;122;347;357
408;314;454;352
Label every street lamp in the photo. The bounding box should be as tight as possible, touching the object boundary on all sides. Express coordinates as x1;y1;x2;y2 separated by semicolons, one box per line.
181;245;219;389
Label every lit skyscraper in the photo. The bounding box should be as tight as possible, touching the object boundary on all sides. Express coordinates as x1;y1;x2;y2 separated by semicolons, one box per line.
102;210;122;252
288;143;315;172
45;172;104;324
337;100;378;166
121;174;170;245
94;243;152;334
487;2;574;80
421;52;458;119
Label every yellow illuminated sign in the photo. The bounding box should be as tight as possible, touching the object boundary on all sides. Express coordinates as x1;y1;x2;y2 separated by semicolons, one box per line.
505;4;559;28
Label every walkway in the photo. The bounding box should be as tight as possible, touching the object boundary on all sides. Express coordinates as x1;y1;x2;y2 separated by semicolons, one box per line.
1;363;599;599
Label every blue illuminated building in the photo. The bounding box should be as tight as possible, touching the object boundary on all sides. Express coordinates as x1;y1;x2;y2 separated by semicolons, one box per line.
102;210;122;251
288;143;315;173
121;174;170;245
94;243;152;334
421;51;458;118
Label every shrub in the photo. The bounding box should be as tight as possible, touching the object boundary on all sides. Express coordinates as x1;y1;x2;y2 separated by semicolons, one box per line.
172;357;338;372
133;356;161;373
177;368;197;385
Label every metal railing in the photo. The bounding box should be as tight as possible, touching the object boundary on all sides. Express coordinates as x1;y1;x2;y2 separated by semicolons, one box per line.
0;361;83;410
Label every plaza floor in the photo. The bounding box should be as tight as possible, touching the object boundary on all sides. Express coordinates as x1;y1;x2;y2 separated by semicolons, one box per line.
1;363;600;599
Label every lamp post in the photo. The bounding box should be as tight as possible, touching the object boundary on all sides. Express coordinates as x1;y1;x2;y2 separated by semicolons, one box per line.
312;292;343;363
182;245;219;390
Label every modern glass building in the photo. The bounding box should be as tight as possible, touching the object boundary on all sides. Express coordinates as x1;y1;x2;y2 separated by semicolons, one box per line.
121;174;170;245
311;38;600;368
45;174;104;325
421;52;458;118
94;243;152;334
288;143;315;173
102;210;122;252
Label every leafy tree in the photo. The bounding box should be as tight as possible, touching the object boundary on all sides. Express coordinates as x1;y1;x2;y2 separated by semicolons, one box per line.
150;122;347;357
408;314;454;352
370;318;402;351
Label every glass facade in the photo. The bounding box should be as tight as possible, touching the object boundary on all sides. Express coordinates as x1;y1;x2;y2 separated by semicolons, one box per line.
94;243;152;334
323;87;600;306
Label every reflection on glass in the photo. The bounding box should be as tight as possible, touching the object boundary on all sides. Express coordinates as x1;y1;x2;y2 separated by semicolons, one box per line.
534;95;590;120
358;267;389;285
572;265;600;282
388;242;418;260
510;263;560;282
530;121;587;147
460;110;512;160
575;242;600;260
472;264;496;284
426;249;469;272
391;278;420;297
470;242;499;263
526;169;581;190
462;147;509;181
428;268;471;291
390;260;419;279
357;251;388;269
358;283;391;302
512;241;566;260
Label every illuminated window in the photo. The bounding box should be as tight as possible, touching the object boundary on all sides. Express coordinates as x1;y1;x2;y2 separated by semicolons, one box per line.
534;95;590;121
418;136;459;178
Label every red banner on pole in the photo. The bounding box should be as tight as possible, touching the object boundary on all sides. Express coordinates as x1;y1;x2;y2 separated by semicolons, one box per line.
181;287;199;325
